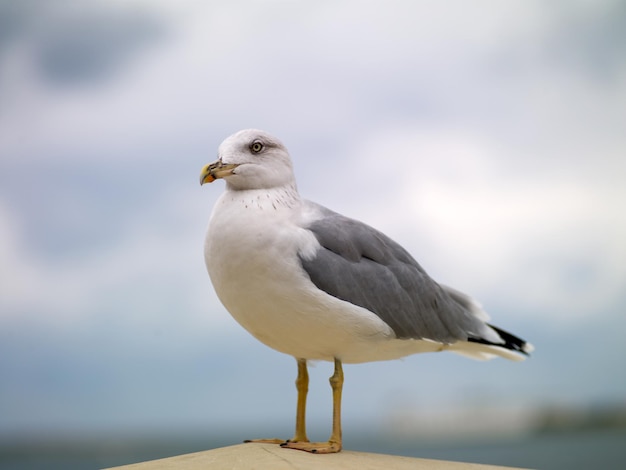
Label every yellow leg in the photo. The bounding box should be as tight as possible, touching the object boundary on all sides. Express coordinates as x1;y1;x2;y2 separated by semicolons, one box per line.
328;357;343;449
282;358;343;454
244;357;310;445
290;358;310;443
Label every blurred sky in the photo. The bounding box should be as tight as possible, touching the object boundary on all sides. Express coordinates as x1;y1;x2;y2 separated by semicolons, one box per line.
1;0;625;441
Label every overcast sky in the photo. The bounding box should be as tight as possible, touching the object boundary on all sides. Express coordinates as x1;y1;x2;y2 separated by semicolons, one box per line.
1;0;625;441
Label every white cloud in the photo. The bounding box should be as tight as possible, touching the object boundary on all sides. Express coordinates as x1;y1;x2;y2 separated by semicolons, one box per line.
1;1;625;438
1;0;624;330
0;190;236;337
329;125;626;322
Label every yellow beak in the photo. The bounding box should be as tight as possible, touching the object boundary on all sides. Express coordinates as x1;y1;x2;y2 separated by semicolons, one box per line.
199;160;239;185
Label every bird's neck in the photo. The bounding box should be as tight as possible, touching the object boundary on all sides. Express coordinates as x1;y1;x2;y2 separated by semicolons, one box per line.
223;182;301;211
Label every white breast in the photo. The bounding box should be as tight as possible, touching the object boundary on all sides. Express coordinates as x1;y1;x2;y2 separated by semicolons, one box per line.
204;187;398;362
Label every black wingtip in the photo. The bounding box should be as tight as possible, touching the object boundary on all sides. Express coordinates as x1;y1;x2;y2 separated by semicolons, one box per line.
468;324;533;356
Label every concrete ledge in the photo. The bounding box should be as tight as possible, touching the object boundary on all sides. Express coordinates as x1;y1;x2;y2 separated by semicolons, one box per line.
103;442;530;469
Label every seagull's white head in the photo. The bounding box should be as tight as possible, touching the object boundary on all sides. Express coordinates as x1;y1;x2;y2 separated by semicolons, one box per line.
200;129;295;191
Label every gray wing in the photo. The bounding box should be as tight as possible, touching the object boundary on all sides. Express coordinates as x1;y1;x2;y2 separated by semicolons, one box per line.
299;204;491;344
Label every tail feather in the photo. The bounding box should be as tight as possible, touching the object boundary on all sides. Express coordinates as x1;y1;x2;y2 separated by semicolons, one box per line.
469;324;534;356
441;285;534;359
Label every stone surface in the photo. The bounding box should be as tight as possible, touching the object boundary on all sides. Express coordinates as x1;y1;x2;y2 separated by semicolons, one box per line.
103;442;529;470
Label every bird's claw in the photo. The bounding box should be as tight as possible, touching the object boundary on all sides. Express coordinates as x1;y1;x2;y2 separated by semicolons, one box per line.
280;440;342;454
243;438;286;445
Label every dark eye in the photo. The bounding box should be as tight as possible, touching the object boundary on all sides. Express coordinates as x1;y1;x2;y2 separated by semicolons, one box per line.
250;140;264;154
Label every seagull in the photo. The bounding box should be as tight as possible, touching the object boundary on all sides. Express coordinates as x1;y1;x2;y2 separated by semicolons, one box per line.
199;129;533;454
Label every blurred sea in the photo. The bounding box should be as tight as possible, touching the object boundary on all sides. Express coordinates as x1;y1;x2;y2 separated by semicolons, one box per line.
1;428;625;470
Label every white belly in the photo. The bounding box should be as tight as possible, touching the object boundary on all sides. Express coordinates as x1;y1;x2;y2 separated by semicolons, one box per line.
203;192;436;363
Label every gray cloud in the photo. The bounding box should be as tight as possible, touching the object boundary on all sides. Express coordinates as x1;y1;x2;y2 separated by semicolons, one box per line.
1;0;625;440
0;0;166;90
